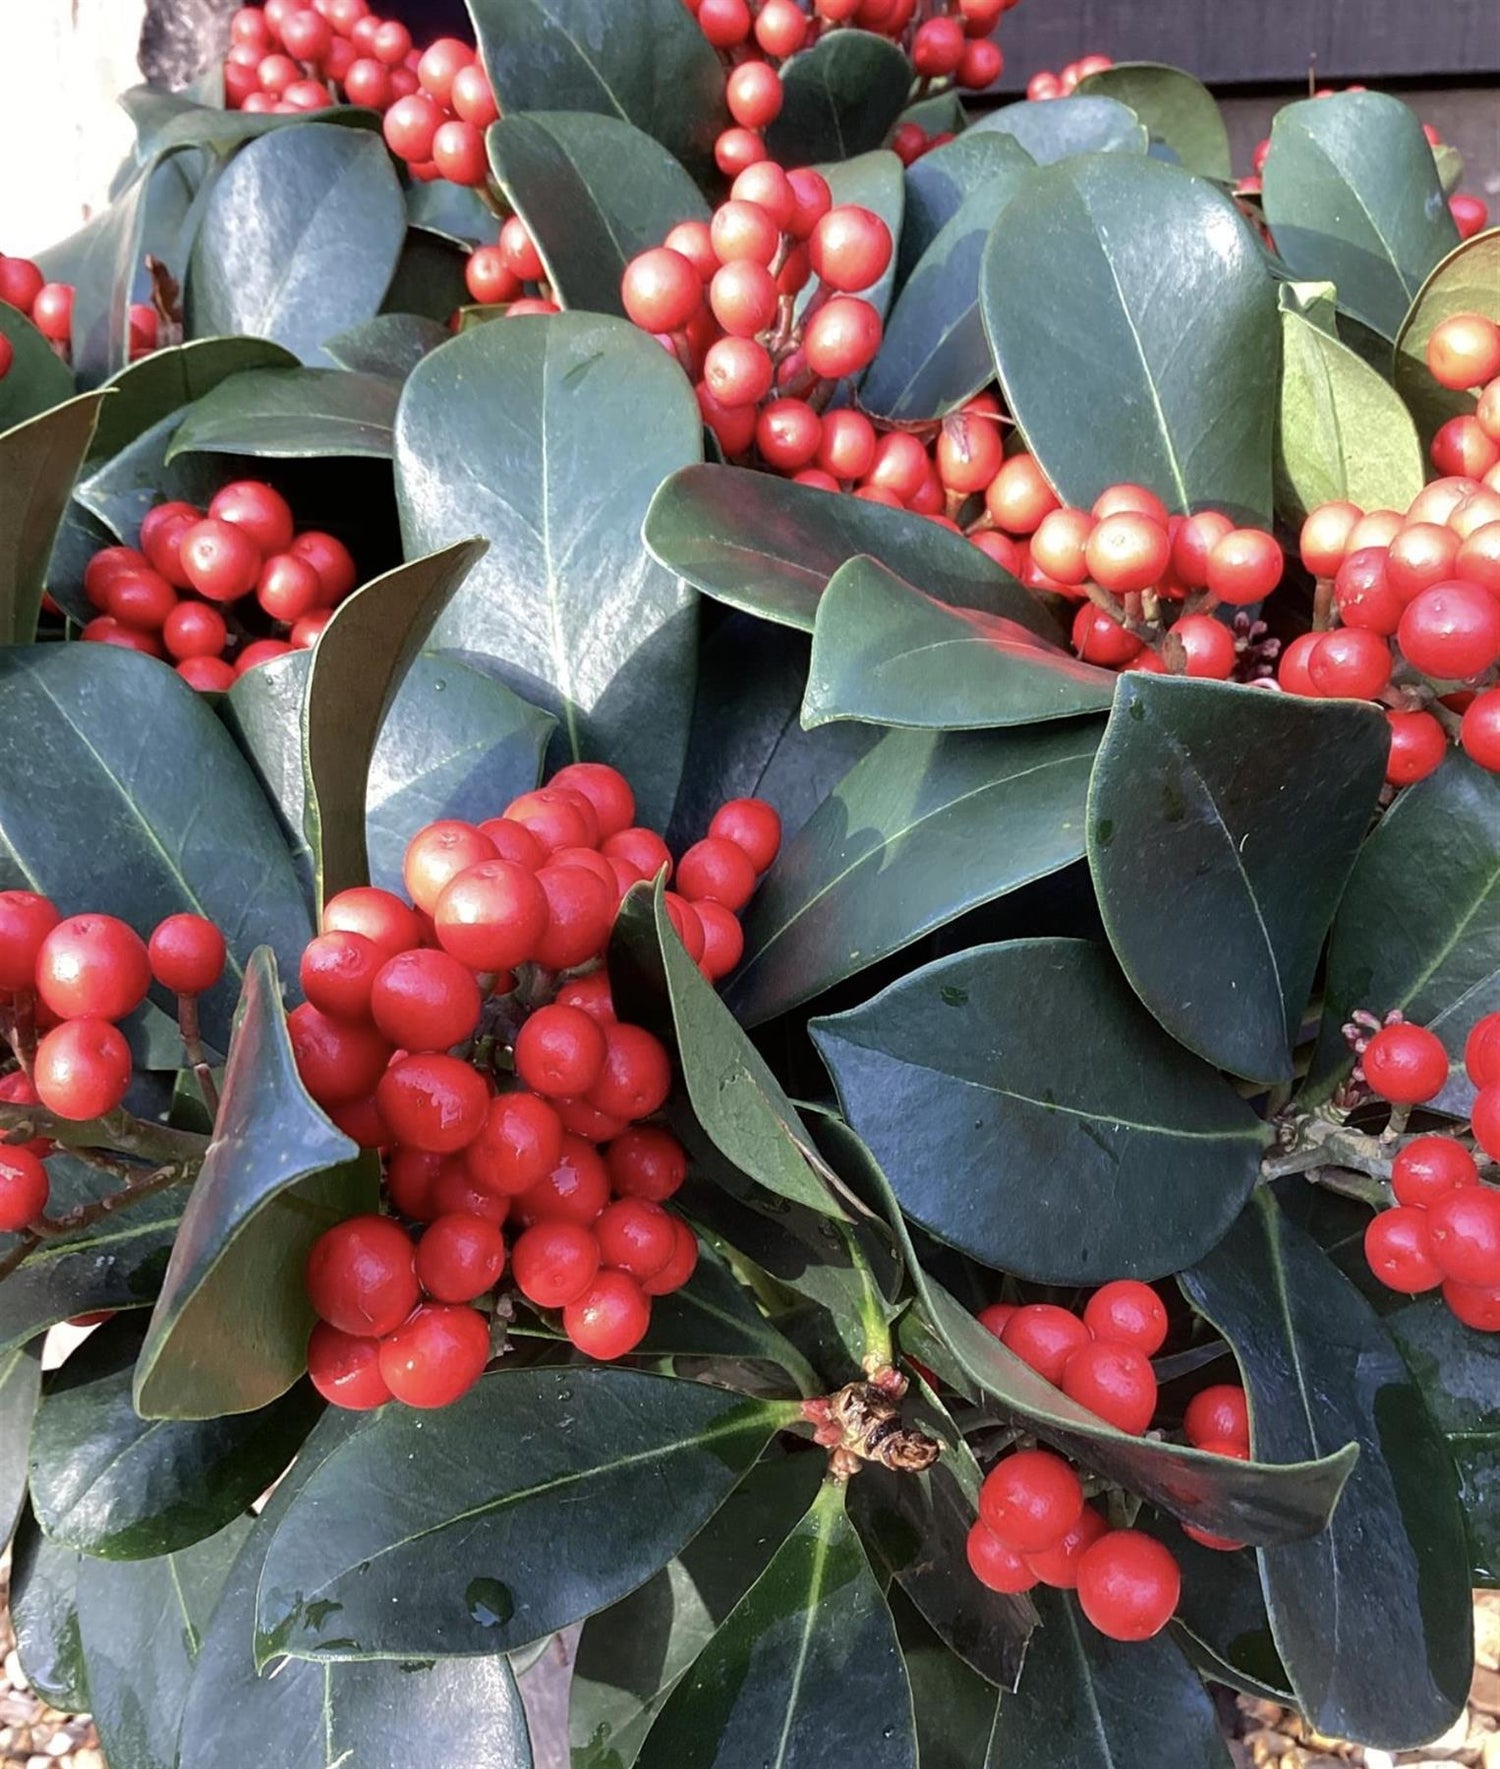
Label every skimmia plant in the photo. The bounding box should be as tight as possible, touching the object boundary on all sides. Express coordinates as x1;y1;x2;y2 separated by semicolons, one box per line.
0;2;1496;1765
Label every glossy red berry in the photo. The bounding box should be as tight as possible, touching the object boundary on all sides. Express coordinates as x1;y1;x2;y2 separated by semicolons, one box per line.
1307;627;1391;700
1361;1022;1449;1104
676;836;757;911
1076;1531;1180;1641
32;1019;133;1120
1364;1206;1443;1292
515;1135;610;1227
726;59;783;129
978;1449;1084;1553
1467;1015;1500;1088
162;601;228;662
256;554;324;623
1072;605;1142;667
434;861;549;971
1399;580;1500;680
1061;1341;1158;1435
511;1217;600;1307
1086;512;1170;594
708;799;781;876
1392;1135;1478;1208
532;864;615;970
1443;1278;1500;1331
376;1053;489;1154
1425;1186;1500;1286
306;1322;391;1410
209;480;295;555
0;256;44;315
605;1125;687;1201
31;284;74;343
594;1197;676;1280
0;1147;49;1233
803;296;883;380
290;531;358;601
641;1216;699;1295
1082;1280;1168;1356
694;899;745;980
1206;528;1282;605
588;1022;672;1121
147;913;226;996
1000;1303;1091;1384
36;915;151;1022
1462;688;1500;770
514;1004;608;1098
547;764;636;840
378;1302;490;1407
1183;1384;1250;1450
563;1269;651;1359
0;889;60;990
1025;1503;1109;1589
966;1522;1036;1593
465;1091;564;1196
1384;710;1447;786
306;1214;419;1337
414;1212;506;1303
809;207;891;294
180;518;263;603
369;948;482;1053
297;930;381;1021
401;822;499;917
288;1002;391;1104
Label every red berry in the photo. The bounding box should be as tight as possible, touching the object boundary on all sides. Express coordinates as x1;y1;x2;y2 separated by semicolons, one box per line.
105;568;177;630
966;1522;1036;1593
376;1053;489;1154
343;56;393;108
383;91;444;162
256;553;324;624
547;763;636;840
1385;709;1448;786
1183;1384;1249;1450
755;0;808;55
0;1071;52;1157
36;914;151;1022
1361;1022;1449;1104
976;1301;1017;1341
1086;512;1170;595
602;827;673;884
1061;1340;1158;1435
511;1218;600;1307
32;1019;132;1120
451;63;498;127
958;37;1003;87
499;217;545;283
31;284;73;343
1206;528;1282;605
434;861;549;971
1000;1303;1091;1384
588;1022;672;1121
1392;1135;1478;1208
803;297;883;380
0;889;60;991
532;864;615;971
0;256;44;315
641;1215;699;1295
1025;1503;1109;1589
209;480;295;555
467;245;522;307
288;1002;392;1105
180;518;262;603
714;128;766;179
1076;1531;1180;1641
605;1125;686;1202
1425;1186;1500;1286
148;913;226;996
306;1322;391;1410
416;36;473;103
726;60;783;129
306;1213;418;1337
514;1003;608;1097
1443;1278;1500;1331
298;930;382;1020
1399;581;1500;680
515;1134;610;1227
1168;613;1236;678
704;336;774;409
402;821;499;917
162;601;228;662
693;899;744;981
594;1196;676;1279
675;836;757;911
1082;1280;1168;1356
554;972;616;1023
563;1268;651;1359
465;1091;564;1196
369;948;482;1052
1467;1015;1500;1088
378;1302;490;1407
504;787;600;854
178;657;238;692
415;1212;505;1303
809;207;891;294
290;531;358;601
1364;1206;1443;1292
1427;314;1500;390
1462;688;1500;770
429;1158;508;1225
708;798;781;873
1386;527;1458;604
1072;604;1142;667
1307;626;1391;700
622;248;703;334
697;0;752;47
0;1147;49;1232
978;1449;1084;1553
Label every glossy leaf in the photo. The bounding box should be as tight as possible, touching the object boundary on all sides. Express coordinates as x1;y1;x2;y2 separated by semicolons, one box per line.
187;124;406;367
303;540;489;904
88;336;299;465
487;111;708;318
812;940;1268;1283
255;1367;792;1659
1394;226;1500;444
179;1410;534;1769
167;367;400;460
896;1594;1002;1769
728;722;1097;1028
9;1510;89;1710
1076;62;1231;179
37;168;154;389
1088;675;1388;1081
983;154;1278;522
0;1342;41;1548
28;1314;319;1559
1160;1526;1294;1702
0;305;75;431
324;312;450;379
74;407;225;545
77;1516;252;1769
636;1480;917;1769
610;882;843;1218
818;150;906;324
405;174;497;246
396;312;701;828
136;98;379;159
0;390;106;645
898;133;1034;286
862;159;1036;420
134;949;373;1420
1275;296;1426;520
1182;1190;1472;1748
640;1242;819;1389
0;644;314;1047
1261;93;1459;342
1307;751;1500;1111
803;555;1114;731
643;464;1054;636
819;1114;1357;1548
968;97;1147;163
468;0;727;184
764;30;913;166
382;226;470;321
987;1588;1233;1768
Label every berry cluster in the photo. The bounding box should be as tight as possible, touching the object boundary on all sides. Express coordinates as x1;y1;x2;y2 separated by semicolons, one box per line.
286;765;781;1406
622;173;894;451
683;0;1012;179
1362;1012;1500;1331
1023;51;1112;100
79;481;358;690
0;253;156;369
462;215;558;316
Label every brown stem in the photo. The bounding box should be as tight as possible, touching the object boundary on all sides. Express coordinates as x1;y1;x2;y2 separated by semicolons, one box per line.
1312;575;1335;633
0;1158;194;1281
177;992;220;1119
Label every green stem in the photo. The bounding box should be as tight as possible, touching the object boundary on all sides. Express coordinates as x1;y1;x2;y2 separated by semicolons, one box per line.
0;1102;209;1168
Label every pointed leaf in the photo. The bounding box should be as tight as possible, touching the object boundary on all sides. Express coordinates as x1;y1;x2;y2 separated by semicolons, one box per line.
812;940;1268;1282
983;154;1278;522
0;306;75;431
895;1591;1001;1769
133;949;373;1420
487;111;708;319
1156;1525;1294;1702
187;124;406;366
969;97;1147;162
898;133;1034;286
405;174;498;246
88;336;299;464
255;1367;792;1659
28;1315;319;1559
9;1510;89;1709
1088;676;1389;1082
1076;62;1231;180
136;98;379;159
1261;93;1458;342
640;1241;819;1388
728;723;1098;1028
0;391;107;644
324;312;450;379
396;312;701;827
37;169;154;388
1394;226;1500;444
0;1342;41;1549
1182;1191;1472;1748
637;1480;917;1769
643;463;1054;635
166;367;400;460
764;30;912;165
804;555;1114;730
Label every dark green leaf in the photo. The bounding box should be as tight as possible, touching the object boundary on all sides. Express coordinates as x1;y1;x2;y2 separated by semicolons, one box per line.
167;367;400;460
1076;62;1232;180
382;225;471;320
256;1367;792;1659
637;1480;917;1769
405;173;497;246
0;1341;41;1548
898;132;1033;286
186;124;406;367
89;336;299;464
1088;675;1388;1082
764;30;913;166
1394;227;1500;445
969;96;1148;162
986;1588;1233;1768
729;723;1097;1027
610;882;843;1218
324;312;450;379
819;1115;1356;1548
861;159;1035;420
1275;295;1426;520
468;0;727;185
9;1509;89;1709
1158;1526;1295;1702
74;407;225;545
137;97;379;159
1261;92;1458;342
43;499;115;625
37;169;153;388
643;463;1055;636
981;154;1279;522
569;1453;824;1769
219;652;318;907
640;1241;819;1389
812;940;1268;1283
303;540;488;904
134;949;372;1419
77;1516;251;1769
1182;1191;1471;1748
804;555;1114;730
28;1314;319;1558
0;644;314;1048
487;111;708;318
1306;751;1500;1112
0;306;75;431
0;390;106;644
395;312;701;827
894;1591;1002;1769
179;1409;534;1769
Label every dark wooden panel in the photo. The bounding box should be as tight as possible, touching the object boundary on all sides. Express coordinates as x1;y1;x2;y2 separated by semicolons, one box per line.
990;0;1500;86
